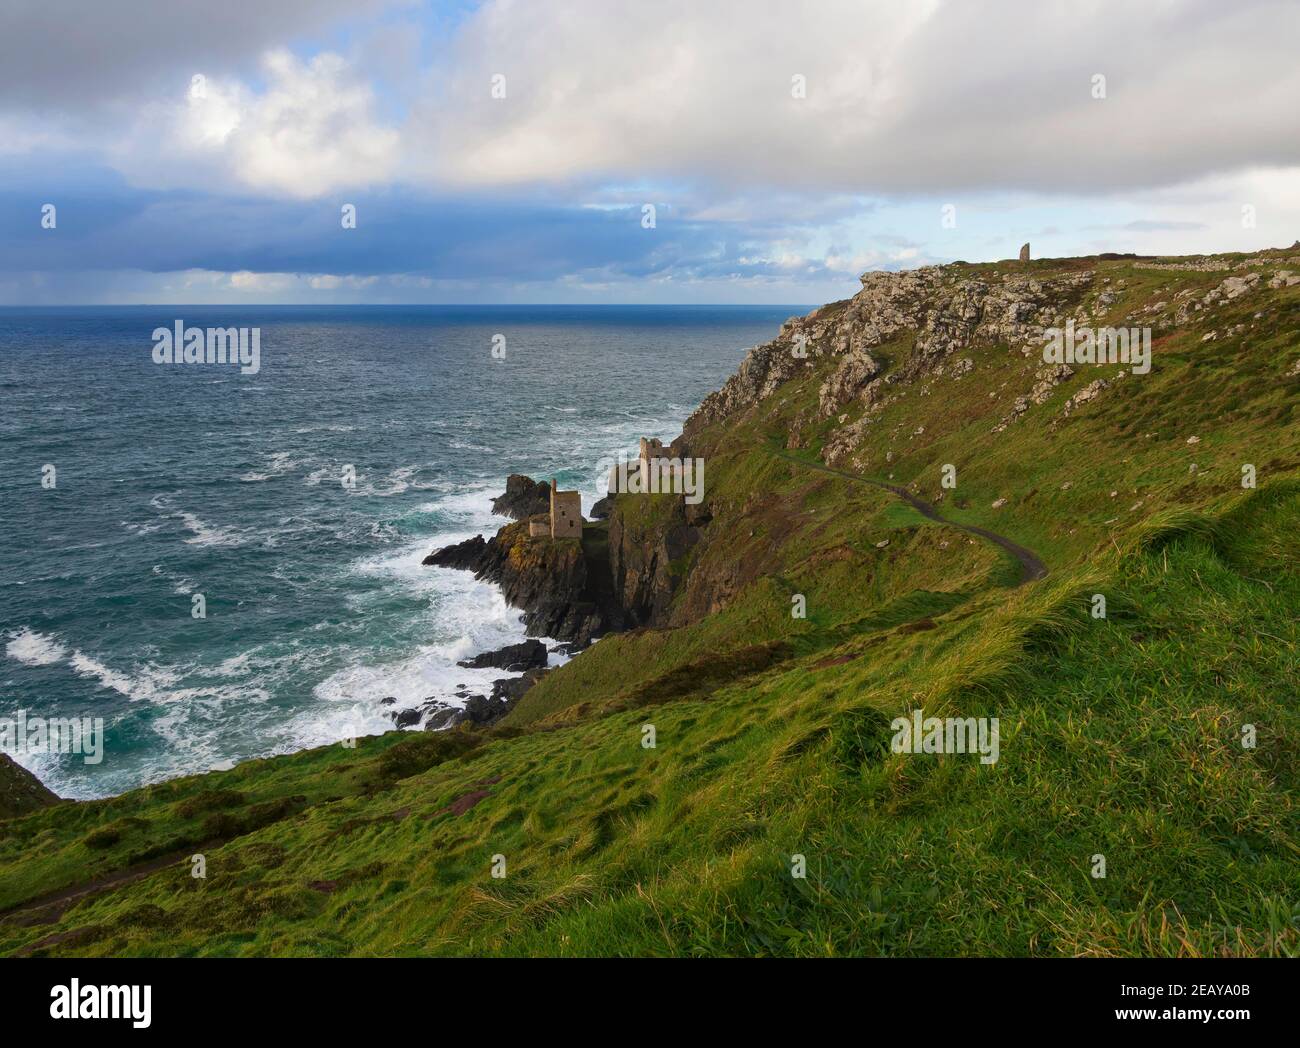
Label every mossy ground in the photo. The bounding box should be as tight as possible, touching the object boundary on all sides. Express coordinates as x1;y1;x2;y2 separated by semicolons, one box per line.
2;254;1298;956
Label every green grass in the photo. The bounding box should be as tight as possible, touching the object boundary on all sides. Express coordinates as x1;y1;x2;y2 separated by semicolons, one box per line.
2;252;1298;956
3;483;1294;957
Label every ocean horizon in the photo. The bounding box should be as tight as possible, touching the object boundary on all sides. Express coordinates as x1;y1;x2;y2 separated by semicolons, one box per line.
0;304;809;798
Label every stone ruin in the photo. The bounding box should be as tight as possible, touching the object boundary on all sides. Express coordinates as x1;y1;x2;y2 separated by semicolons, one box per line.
524;478;584;540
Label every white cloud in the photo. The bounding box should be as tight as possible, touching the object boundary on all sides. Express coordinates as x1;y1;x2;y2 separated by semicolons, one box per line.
10;1;1300;205
408;0;1300;196
112;50;400;198
229;271;295;291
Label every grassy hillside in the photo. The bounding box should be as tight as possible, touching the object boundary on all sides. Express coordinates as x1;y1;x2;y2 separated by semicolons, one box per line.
2;250;1298;956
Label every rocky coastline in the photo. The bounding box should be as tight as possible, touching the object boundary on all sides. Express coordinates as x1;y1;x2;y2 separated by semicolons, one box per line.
410;452;708;730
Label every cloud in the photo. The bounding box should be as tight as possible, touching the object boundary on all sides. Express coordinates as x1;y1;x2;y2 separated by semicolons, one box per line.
2;1;1299;303
107;50;401;198
1117;220;1209;232
409;0;1300;195
0;0;403;111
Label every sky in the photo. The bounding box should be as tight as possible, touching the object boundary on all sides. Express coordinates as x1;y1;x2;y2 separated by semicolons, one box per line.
1;0;1298;305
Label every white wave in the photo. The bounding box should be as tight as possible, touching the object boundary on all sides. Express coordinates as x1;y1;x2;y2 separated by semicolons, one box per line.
307;539;551;729
176;510;252;548
202;645;318;683
68;651;179;701
367;465;418;497
239;450;299;483
122;519;166;537
151;565;196;595
419;482;504;524
5;627;69;666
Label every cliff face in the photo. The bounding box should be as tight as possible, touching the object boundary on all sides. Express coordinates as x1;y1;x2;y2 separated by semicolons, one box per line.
449;265;1113;639
606;496;706;628
685;263;1096;446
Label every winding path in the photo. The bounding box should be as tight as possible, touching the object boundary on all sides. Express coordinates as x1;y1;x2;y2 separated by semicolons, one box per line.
774;451;1048;586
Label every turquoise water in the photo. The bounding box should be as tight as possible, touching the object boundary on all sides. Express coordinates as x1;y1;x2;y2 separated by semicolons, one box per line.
0;305;798;798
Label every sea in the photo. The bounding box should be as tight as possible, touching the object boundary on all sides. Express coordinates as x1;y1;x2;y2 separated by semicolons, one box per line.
0;305;800;798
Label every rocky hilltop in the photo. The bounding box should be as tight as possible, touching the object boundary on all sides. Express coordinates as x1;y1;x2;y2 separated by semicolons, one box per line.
687;249;1300;466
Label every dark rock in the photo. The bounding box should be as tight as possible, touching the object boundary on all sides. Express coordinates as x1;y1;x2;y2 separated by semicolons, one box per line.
424;517;619;645
462;693;512;725
379;696;397;706
1;753;61;819
423;534;488;570
391;708;422;729
491;475;552;520
589;494;613;520
456;639;547;672
421;702;468;731
489;677;527;705
422;668;548;732
608;494;689;629
684;501;713;527
664;523;702;562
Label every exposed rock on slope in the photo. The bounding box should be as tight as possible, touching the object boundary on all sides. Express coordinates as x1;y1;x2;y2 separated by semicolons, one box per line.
1;754;60;820
491;475;552;519
418;667;549;730
819;351;881;416
686;264;1094;441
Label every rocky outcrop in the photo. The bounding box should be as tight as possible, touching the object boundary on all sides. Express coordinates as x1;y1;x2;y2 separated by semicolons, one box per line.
457;639;547;672
491;475;552;520
425;519;613;646
1060;378;1109;417
1;754;60;819
685;265;1093;444
418;668;549;730
425;534;488;571
1175;273;1263;325
818;351;880;416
